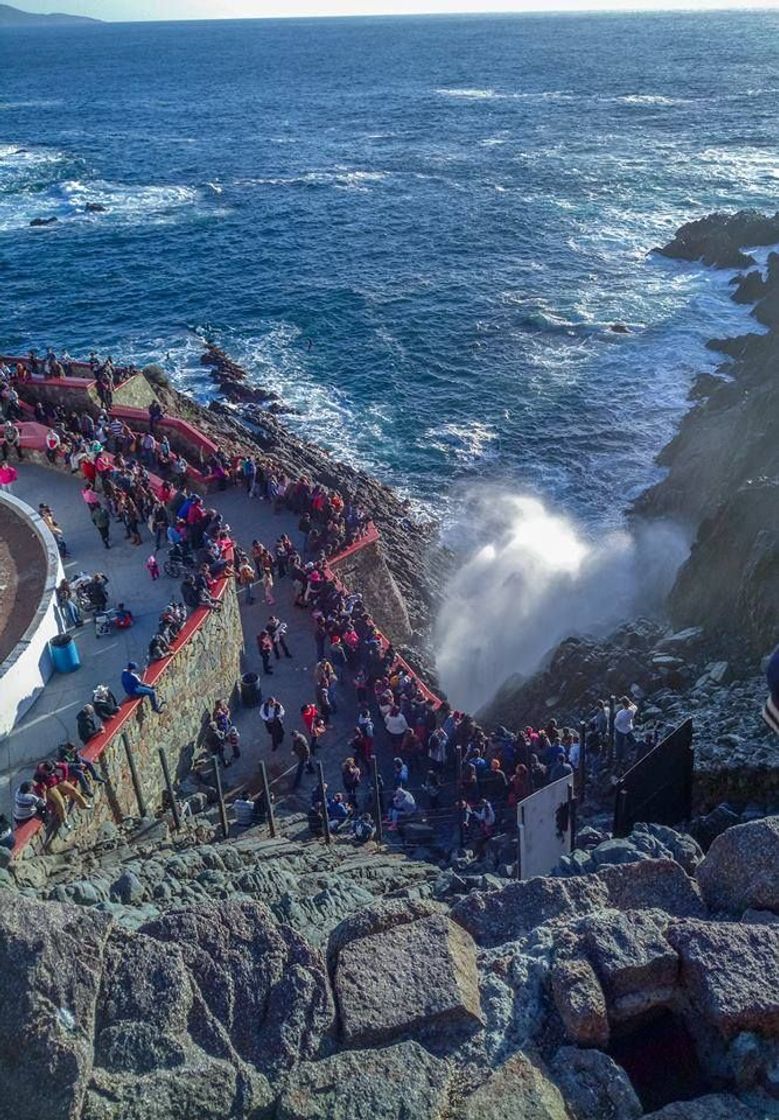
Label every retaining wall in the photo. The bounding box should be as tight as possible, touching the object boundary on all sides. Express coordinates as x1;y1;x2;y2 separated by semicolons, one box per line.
13;567;243;859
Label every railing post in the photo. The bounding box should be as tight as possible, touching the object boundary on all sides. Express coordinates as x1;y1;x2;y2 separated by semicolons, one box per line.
371;757;383;844
608;695;617;766
456;745;464;848
122;732;147;818
158;747;180;831
578;720;587;798
259;760;276;839
212;758;229;839
317;761;332;845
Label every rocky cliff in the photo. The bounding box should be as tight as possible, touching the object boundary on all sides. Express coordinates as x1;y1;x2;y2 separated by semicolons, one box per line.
4;813;779;1119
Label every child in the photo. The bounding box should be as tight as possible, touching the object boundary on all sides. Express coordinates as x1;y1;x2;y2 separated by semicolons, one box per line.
145;554;160;581
263;569;275;605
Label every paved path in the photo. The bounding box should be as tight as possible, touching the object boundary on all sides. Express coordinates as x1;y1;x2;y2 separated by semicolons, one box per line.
1;463;389;825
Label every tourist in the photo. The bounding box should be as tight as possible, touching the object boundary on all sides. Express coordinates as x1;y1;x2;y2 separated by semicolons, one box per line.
120;661;165;713
76;704;104;745
263;568;275;605
392;757;409;789
1;419;23;461
92;683;120;720
237;556;256;603
91;503;111;549
387;786;416;830
291;730;314;789
327;791;350;833
145;554;160;581
548;748;573;784
0;463;17;492
421;770;441;815
341;756;361;810
267;615;292;659
259;697;285;750
13;782;47;829
507;763;531;809
56;579;83;628
613;696;638;768
32;760;92;831
205;719;228;768
45;428;61;463
385;705;409;746
350;812;376;843
257;630;274;675
466;797;496;846
57;741;106;797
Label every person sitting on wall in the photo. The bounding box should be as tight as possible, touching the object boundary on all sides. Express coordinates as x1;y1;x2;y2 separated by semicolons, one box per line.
387;786;416;830
92;683;120;720
57;741;106;798
764;643;779;736
148;632;172;662
32;760;92;833
13;782;48;830
77;704;104;745
120;661;165;714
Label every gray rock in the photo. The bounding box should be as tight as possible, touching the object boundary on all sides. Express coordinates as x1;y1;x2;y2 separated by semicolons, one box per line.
596;860;706;920
327;897;444;971
335;913;483;1047
551;958;609;1047
697;816;779;914
578;909;678;1022
463;1051;570;1119
277;1041;452;1120
667;919;779;1040
549;1046;642;1120
110;871;145;905
642;1093;764;1119
0;894;113;1120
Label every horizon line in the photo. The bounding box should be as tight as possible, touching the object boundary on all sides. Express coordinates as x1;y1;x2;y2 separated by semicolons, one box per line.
10;3;779;25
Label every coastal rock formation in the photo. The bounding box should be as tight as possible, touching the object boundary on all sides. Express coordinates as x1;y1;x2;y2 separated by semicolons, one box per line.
654;209;779;268
695;816;779;914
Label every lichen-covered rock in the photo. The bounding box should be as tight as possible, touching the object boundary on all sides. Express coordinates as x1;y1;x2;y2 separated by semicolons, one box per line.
578;909;678;1022
668;919;779;1039
696;817;779;914
335;913;482;1046
81;1061;272;1120
550;959;609;1047
549;1047;642;1120
0;894;113;1120
139;900;335;1074
463;1051;571;1120
326;897;445;971
276;1041;452;1120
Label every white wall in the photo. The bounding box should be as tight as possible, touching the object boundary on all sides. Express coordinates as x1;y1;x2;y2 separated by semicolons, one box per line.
0;494;65;738
517;773;574;880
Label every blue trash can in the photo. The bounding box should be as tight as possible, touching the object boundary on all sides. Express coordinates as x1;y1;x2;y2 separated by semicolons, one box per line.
50;633;81;673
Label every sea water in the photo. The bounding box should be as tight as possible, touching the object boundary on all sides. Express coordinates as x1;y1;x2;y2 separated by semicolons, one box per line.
2;12;778;701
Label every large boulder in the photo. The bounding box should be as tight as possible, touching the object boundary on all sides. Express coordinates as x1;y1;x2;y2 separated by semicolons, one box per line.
696;817;779;914
326;897;444;972
654;210;779;269
139;900;335;1074
668;919;779;1039
81;1061;271;1120
335;913;483;1047
462;1051;571;1120
0;895;113;1120
642;1093;765;1119
548;1047;642;1120
276;1041;453;1120
550;958;609;1047
577;910;678;1023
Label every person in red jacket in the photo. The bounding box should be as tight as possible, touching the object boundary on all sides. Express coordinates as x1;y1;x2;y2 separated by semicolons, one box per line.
32;760;91;832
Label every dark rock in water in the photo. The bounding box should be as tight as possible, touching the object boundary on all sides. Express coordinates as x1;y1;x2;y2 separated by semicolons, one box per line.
731;269;768;305
610;323;630;334
84;202;107;213
30;216;58;226
654;209;779;269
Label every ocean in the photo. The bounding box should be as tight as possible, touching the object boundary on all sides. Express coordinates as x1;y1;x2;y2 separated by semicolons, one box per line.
1;9;778;538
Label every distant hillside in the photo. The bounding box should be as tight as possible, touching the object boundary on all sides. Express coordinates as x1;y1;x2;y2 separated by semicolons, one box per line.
0;2;101;24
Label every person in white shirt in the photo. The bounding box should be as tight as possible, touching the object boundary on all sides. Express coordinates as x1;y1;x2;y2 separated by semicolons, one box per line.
613;697;638;769
388;786;415;829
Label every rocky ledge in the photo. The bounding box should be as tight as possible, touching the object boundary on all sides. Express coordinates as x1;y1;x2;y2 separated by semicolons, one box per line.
3;812;779;1119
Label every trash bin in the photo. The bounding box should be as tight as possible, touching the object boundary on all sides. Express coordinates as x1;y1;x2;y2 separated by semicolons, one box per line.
49;632;81;673
240;671;260;708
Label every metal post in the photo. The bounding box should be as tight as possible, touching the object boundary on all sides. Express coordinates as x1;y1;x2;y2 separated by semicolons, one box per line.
158;747;180;831
456;745;464;849
608;695;617;765
578;720;587;798
568;784;577;853
122;732;147;817
317;761;332;845
259;760;276;839
371;757;383;844
212;758;229;839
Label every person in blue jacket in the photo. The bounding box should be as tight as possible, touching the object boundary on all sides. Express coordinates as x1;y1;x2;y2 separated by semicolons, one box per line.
121;661;165;714
764;644;779;736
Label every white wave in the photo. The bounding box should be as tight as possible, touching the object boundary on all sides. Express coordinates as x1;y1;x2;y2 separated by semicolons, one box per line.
0;100;62;111
205;181;222;194
435;489;690;712
436;87;502;100
243;167;389;191
60;178;198;221
614;94;686;106
422;421;498;468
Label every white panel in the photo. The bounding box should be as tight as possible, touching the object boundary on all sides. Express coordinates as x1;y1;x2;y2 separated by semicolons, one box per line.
517;774;574;880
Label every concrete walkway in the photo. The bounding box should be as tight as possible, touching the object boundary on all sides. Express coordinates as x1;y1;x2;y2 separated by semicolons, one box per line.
1;463;391;826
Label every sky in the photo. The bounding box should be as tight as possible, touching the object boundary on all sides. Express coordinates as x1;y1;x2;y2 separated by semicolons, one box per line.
18;0;779;20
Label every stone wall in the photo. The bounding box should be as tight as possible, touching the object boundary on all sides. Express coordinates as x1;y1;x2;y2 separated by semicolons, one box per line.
16;576;244;859
330;537;413;647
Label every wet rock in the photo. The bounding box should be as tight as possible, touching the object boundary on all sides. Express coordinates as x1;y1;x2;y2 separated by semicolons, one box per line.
667;919;779;1039
84;202;107;213
276;1041;452;1120
462;1051;570;1120
696;816;779;913
335;913;482;1047
549;1046;642;1120
654;209;779;269
30;215;58;226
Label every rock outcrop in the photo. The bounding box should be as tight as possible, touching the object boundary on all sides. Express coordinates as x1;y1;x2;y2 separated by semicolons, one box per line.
696;816;779;914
